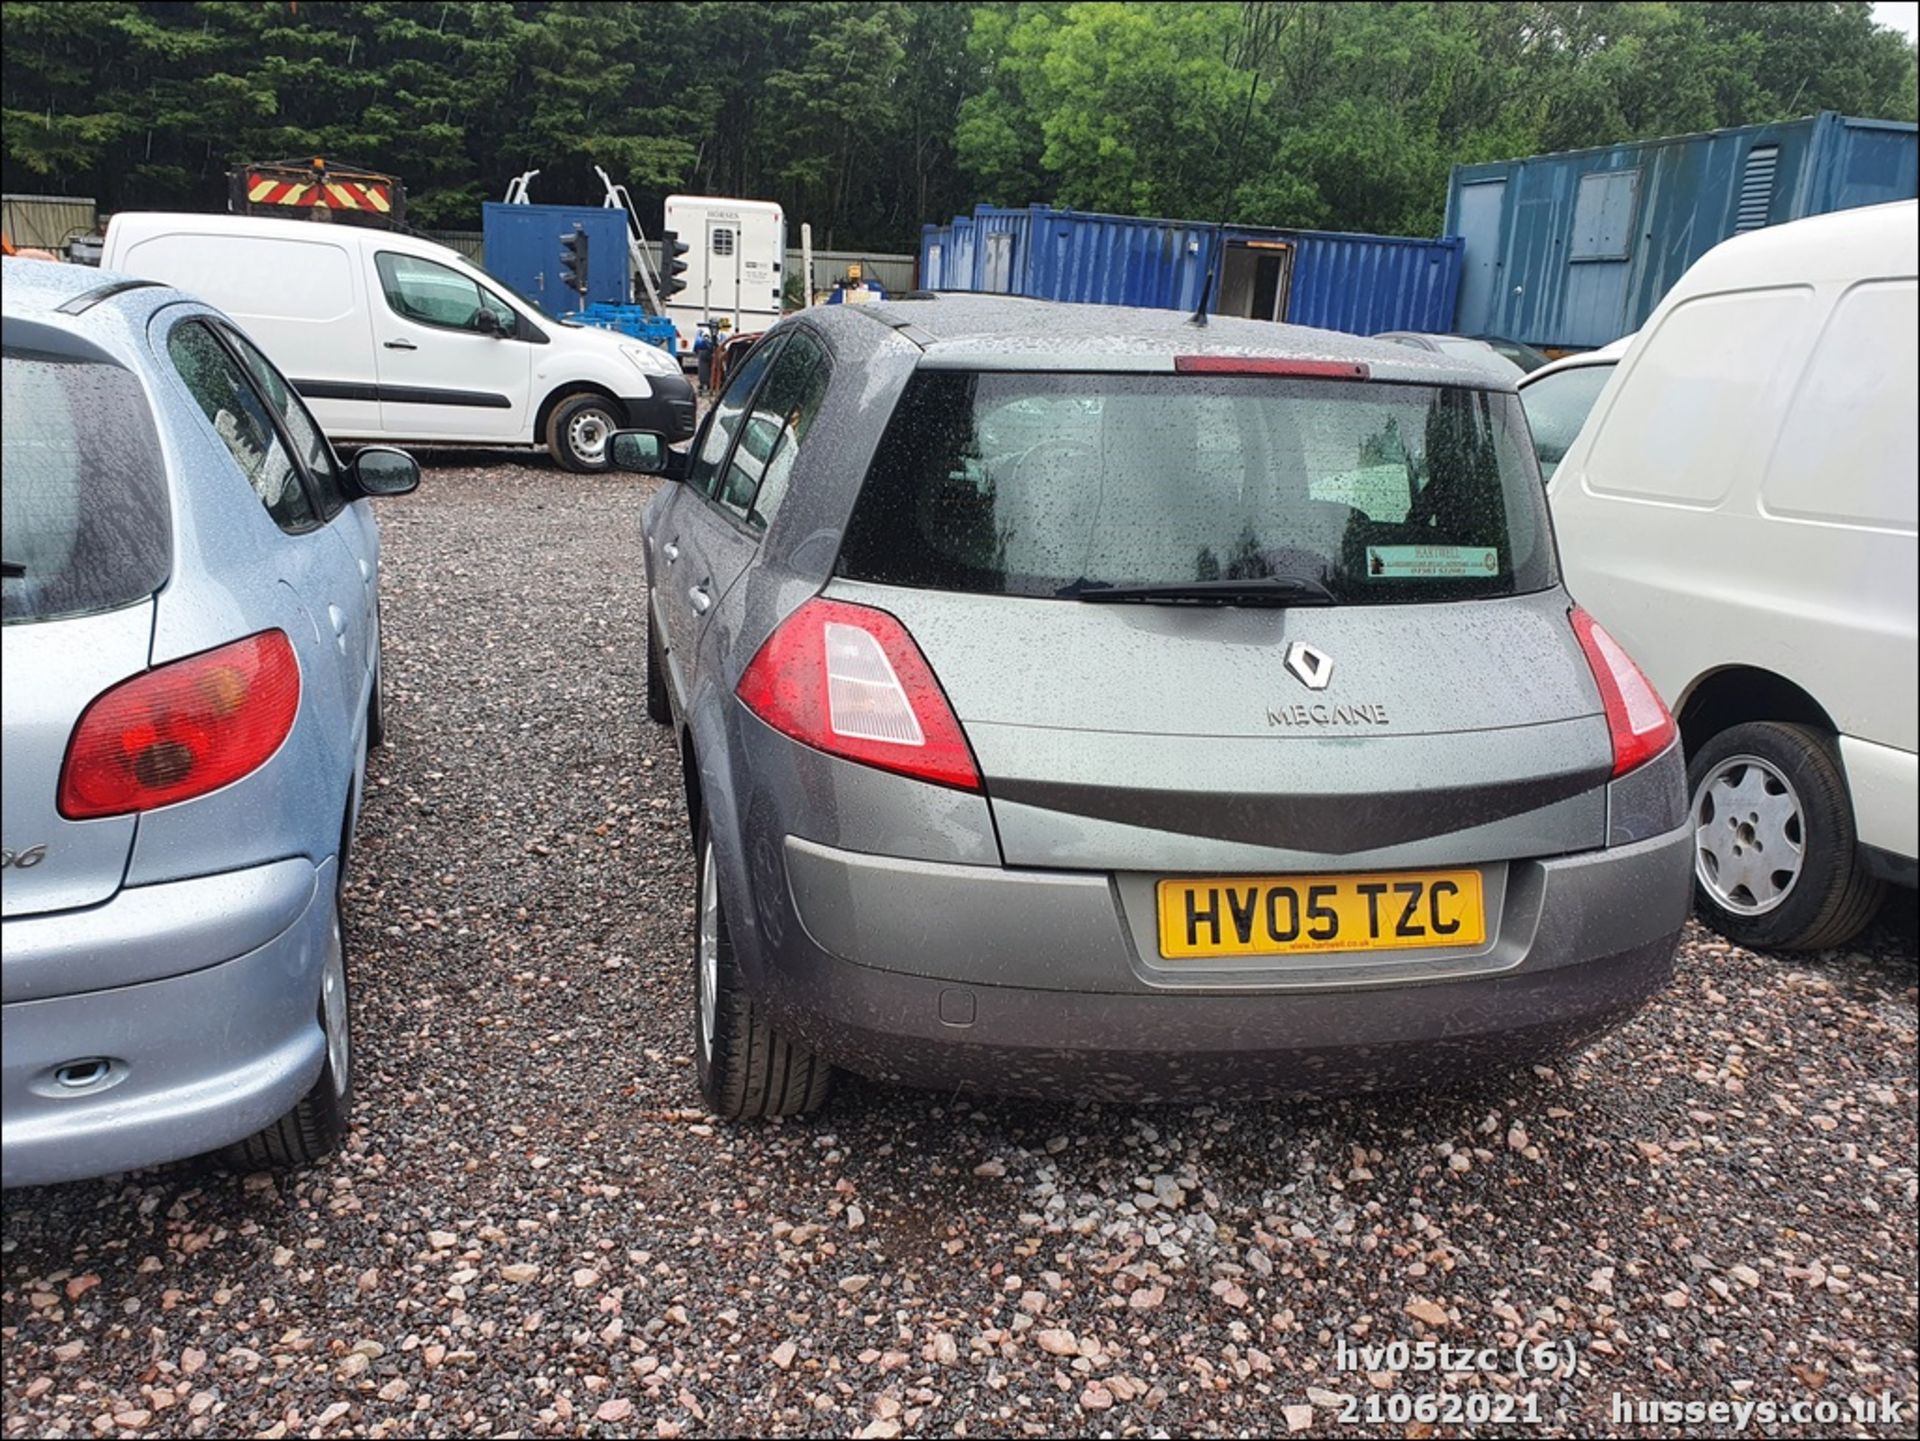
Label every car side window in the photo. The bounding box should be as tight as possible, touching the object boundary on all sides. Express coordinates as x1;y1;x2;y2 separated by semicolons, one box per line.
685;335;786;501
722;331;830;532
375;251;516;335
218;323;350;517
167;320;317;531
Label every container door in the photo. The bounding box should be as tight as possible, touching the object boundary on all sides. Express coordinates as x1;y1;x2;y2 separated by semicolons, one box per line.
984;232;1015;293
708;220;741;330
1453;180;1506;335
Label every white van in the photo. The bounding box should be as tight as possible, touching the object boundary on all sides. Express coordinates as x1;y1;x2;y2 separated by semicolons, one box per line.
661;196;785;353
101;213;695;470
1552;200;1917;950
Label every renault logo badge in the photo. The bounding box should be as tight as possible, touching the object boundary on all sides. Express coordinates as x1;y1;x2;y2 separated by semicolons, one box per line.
1284;641;1333;691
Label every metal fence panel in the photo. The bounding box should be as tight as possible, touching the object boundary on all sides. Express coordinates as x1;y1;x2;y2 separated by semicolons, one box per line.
422;228;485;264
3;194;98;249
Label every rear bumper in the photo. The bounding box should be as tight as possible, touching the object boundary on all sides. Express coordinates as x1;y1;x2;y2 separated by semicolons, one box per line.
621;372;697;442
1;859;332;1189
745;826;1690;1101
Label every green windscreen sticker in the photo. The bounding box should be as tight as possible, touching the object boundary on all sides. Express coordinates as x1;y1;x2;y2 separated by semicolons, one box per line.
1365;545;1500;579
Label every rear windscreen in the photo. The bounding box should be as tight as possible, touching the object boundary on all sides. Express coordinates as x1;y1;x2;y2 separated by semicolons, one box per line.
837;371;1556;604
2;347;171;625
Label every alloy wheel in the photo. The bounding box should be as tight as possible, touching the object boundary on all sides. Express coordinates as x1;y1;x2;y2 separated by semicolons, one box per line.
321;911;350;1096
1692;754;1805;915
698;838;719;1057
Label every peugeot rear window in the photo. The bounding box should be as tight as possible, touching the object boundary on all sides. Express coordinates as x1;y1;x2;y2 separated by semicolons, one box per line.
2;345;171;625
836;371;1556;604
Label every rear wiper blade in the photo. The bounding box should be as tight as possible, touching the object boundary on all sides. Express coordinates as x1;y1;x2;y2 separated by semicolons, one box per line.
1071;576;1337;606
1;559;25;580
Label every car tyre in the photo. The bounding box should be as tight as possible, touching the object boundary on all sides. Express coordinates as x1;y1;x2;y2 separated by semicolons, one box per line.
646;621;672;725
1686;721;1883;951
545;392;619;473
222;890;352;1169
692;817;833;1119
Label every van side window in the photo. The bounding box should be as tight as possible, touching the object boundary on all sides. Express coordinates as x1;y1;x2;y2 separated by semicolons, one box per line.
685;336;785;501
218;323;350;518
376;252;517;335
167;320;316;531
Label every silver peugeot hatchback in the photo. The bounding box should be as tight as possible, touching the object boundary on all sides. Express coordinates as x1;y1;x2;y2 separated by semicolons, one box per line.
2;260;416;1186
625;297;1690;1118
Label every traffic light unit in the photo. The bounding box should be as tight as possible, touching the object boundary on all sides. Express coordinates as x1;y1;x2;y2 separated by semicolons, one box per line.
559;226;590;301
660;229;690;299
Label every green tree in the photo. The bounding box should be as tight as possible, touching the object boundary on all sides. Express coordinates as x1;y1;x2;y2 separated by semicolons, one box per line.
3;0;1913;248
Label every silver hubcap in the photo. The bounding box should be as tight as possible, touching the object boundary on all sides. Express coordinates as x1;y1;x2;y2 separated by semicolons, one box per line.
568;408;613;464
321;912;350;1096
1692;754;1804;915
697;839;719;1057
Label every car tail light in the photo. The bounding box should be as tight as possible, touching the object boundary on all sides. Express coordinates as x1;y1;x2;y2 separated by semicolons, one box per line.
736;598;982;792
1174;356;1369;380
58;631;302;819
1570;607;1674;777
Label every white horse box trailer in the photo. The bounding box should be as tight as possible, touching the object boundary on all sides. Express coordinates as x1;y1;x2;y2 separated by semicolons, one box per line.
663;195;786;354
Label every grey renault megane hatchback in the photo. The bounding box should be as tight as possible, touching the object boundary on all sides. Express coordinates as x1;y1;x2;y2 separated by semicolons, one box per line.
623;297;1690;1118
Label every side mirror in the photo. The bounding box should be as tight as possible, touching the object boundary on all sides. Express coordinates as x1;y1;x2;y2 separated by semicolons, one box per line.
351;446;421;497
609;430;670;475
475;307;505;338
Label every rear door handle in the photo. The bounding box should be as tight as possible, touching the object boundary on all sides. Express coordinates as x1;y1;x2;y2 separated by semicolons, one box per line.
687;584;712;615
662;541;680;563
383;339;418;351
327;604;349;653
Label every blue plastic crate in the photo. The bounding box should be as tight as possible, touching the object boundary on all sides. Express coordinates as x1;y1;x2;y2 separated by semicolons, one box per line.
574;303;678;356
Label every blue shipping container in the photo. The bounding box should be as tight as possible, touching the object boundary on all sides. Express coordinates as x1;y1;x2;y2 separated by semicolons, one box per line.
1446;111;1919;349
918;204;1462;335
482;202;632;317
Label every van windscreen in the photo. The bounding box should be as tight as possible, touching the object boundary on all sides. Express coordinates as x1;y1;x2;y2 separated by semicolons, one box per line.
836;371;1556;604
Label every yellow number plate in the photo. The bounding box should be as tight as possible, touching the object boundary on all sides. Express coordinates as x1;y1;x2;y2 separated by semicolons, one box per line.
1156;870;1485;959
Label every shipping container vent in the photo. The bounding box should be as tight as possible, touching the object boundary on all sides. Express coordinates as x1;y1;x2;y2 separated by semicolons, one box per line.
1734;146;1780;231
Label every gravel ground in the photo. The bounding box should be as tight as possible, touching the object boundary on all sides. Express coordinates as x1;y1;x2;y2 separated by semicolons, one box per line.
4;458;1916;1440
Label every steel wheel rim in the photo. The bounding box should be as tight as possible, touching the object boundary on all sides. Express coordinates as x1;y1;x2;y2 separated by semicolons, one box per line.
321;911;350;1096
568;408;613;464
697;839;719;1057
1692;753;1805;915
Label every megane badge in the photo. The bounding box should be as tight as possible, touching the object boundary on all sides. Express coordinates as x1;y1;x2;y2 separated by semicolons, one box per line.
1284;641;1333;691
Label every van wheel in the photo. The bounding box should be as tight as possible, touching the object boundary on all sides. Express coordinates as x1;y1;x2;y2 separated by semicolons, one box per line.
692;818;833;1120
1686;721;1883;952
546;392;618;473
646;620;673;724
222;893;352;1169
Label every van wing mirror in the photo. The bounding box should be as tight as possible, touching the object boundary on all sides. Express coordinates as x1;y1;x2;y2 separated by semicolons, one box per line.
475;307;505;337
350;446;421;497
